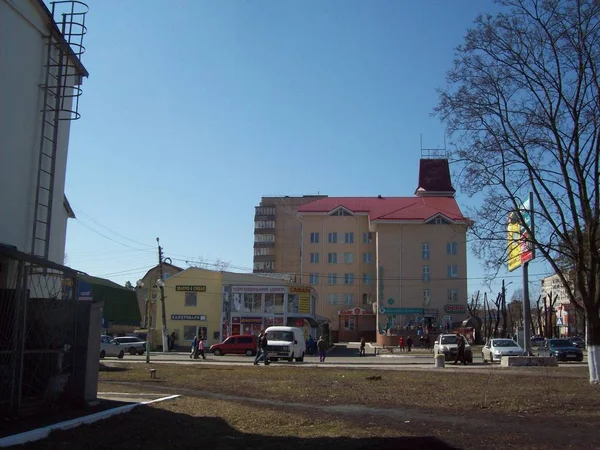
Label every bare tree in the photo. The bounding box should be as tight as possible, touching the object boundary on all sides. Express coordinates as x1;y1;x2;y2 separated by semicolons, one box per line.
436;0;600;384
467;291;482;318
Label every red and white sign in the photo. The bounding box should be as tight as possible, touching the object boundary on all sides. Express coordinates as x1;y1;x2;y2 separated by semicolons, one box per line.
338;307;374;316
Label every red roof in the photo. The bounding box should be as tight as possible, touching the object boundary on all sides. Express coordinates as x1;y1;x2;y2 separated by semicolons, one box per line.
296;196;467;222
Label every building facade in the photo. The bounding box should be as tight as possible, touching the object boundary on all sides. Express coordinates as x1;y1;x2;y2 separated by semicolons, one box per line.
0;0;88;264
540;273;583;337
296;158;470;343
149;267;321;350
253;195;327;276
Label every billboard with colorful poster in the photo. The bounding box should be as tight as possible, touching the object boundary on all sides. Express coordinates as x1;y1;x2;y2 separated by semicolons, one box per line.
507;197;535;272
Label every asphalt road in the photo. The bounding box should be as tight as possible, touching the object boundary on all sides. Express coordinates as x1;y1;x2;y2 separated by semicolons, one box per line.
102;343;588;370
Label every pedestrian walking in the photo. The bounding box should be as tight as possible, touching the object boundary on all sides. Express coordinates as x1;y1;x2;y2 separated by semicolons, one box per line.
317;335;327;362
406;336;413;352
170;332;177;351
254;329;270;365
307;335;314;355
453;333;466;365
359;336;366;357
398;336;405;352
190;335;198;359
197;336;206;360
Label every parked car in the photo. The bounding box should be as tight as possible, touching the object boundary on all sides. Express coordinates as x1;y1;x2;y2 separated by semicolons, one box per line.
210;335;257;356
265;326;305;362
433;334;473;363
482;338;525;363
113;336;146;355
537;339;583;362
568;336;586;349
531;336;545;347
100;335;124;359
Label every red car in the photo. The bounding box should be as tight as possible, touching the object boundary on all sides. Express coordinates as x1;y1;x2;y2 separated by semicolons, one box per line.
210;335;257;356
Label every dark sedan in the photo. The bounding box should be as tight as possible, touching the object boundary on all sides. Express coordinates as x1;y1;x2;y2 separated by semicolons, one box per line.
568;336;585;349
537;339;583;362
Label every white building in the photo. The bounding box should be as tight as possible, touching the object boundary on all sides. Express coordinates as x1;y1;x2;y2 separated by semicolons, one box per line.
540;273;580;336
0;0;88;265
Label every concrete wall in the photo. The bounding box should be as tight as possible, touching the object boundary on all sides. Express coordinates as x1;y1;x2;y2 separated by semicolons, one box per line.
0;0;78;264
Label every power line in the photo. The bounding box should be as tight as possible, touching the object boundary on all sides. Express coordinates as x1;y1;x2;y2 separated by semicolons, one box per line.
73;207;154;248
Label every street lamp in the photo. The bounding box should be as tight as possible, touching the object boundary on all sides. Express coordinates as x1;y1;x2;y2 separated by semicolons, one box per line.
156;278;169;353
136;279;151;364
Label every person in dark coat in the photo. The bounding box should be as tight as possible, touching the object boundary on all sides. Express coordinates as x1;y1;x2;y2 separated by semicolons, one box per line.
254;330;270;365
453;333;466;365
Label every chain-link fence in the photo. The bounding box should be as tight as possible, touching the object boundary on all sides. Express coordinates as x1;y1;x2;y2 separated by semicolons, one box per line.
0;246;79;418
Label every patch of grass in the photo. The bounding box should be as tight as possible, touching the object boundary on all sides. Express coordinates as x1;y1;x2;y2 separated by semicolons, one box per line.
99;363;600;419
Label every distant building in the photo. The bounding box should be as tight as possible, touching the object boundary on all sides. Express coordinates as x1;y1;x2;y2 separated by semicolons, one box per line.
274;157;470;344
252;195;327;276
540;273;583;336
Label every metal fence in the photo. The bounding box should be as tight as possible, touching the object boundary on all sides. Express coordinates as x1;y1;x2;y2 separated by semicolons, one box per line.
0;246;79;418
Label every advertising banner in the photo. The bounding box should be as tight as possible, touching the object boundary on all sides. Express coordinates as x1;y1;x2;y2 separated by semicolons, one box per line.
507;196;535;272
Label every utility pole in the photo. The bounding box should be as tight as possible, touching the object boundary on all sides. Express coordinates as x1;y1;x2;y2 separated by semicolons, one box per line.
157;237;169;353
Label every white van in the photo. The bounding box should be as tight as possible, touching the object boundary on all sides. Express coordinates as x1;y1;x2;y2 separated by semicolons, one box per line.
265;326;305;362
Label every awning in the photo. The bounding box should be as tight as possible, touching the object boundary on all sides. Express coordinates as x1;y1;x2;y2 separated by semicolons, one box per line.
303;315;329;328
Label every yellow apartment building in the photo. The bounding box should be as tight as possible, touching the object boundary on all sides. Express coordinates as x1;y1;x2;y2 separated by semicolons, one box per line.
296;158;470;344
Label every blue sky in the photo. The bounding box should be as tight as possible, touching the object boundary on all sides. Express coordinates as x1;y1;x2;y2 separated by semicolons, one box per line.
61;0;550;299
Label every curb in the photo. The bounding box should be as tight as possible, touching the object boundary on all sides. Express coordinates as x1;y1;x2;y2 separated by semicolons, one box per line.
0;395;180;448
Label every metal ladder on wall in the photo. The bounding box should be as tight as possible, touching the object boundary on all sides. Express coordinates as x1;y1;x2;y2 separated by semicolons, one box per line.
31;1;88;259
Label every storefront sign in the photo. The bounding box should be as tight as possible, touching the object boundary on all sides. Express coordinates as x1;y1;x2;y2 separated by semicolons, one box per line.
175;285;207;292
378;307;424;315
241;317;263;324
299;293;311;313
444;304;466;314
231;285;285;294
289;286;311;294
339;307;374;316
77;279;93;301
171;314;206;321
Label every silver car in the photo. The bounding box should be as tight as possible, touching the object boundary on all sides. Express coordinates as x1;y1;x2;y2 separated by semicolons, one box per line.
100;335;124;359
482;338;525;363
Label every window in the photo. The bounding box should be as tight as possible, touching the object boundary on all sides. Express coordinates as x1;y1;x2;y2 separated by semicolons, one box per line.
362;232;373;244
362;273;373;285
255;233;275;243
344;273;355;284
427;216;450;225
331;208;352;216
447;242;458;255
254;261;274;271
309;273;319;284
344;317;355;331
243;293;261;312
310;252;320;264
447;265;458;278
448;288;458;303
256;206;275;215
344;293;354;305
310;232;319;243
264;293;284;314
328;232;338;243
183;325;197;340
344;252;354;264
255;220;275;229
328;252;338;264
254;247;274;256
363;252;373;264
287;294;299;313
184;292;197;307
422;266;430;282
345;232;354;244
422;243;430;260
328;294;338;305
362;293;374;305
423;289;431;306
328;273;337;284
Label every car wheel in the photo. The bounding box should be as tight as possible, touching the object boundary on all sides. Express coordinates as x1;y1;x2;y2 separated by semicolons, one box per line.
138;350;145;355
245;349;253;356
288;352;295;362
296;352;304;362
129;347;137;355
100;350;106;359
118;350;124;359
213;349;222;356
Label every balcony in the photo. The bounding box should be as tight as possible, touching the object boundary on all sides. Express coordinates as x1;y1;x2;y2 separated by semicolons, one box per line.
255;214;276;222
253;254;276;262
254;227;276;234
254;242;275;249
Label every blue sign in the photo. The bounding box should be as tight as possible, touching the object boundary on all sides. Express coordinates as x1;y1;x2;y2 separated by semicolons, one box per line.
77;279;93;301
